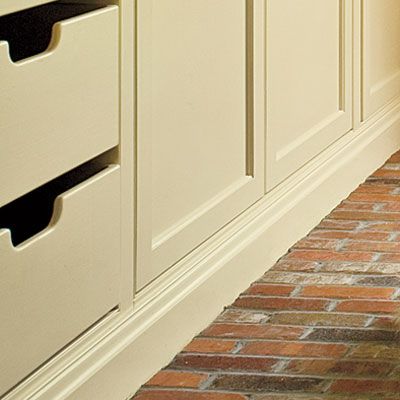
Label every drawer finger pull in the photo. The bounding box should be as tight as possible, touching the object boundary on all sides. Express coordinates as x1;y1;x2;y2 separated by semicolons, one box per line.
0;3;105;62
0;161;106;247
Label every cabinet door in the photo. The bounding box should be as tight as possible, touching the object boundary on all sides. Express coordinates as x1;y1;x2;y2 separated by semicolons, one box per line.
136;0;265;289
362;0;400;119
266;0;353;190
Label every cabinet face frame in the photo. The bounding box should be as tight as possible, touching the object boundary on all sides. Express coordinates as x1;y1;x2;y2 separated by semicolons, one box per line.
265;0;353;190
135;0;266;291
361;0;400;120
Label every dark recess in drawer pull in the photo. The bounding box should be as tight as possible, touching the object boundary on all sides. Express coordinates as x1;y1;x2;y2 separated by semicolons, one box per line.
0;2;104;61
0;160;106;246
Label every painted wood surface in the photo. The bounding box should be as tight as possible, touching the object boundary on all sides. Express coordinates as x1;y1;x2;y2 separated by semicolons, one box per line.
0;6;119;207
136;0;265;288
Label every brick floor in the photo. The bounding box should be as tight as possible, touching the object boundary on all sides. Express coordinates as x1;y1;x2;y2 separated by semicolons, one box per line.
132;150;400;400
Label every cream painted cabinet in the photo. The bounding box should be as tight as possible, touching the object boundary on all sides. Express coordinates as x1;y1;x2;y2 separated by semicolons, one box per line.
362;0;400;119
136;0;265;289
266;0;353;190
0;3;123;396
5;1;400;400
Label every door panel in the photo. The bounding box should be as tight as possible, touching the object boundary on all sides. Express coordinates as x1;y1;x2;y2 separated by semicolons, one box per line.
266;0;353;190
362;0;400;119
137;0;265;289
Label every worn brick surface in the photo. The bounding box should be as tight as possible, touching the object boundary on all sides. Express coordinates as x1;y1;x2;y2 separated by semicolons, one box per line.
286;249;376;262
269;312;369;327
216;309;271;324
135;392;248;400
233;296;329;311
132;151;400;399
170;354;278;372
310;230;391;241
349;343;400;360
336;300;399;314
209;375;325;393
183;339;237;354
285;359;395;377
244;284;295;296
300;285;394;299
240;341;349;358
145;371;208;388
200;323;304;340
329;379;400;394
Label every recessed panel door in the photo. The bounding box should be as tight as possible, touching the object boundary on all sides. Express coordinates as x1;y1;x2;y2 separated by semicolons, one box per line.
266;0;353;190
137;0;265;289
362;0;400;119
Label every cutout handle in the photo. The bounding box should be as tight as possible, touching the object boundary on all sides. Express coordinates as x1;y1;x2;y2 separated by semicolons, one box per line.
0;3;105;61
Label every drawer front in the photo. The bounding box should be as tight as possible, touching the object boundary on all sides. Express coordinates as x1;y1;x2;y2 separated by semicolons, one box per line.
0;165;121;395
0;5;119;207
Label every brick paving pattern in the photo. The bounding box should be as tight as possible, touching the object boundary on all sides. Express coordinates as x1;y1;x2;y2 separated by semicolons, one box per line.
132;151;400;399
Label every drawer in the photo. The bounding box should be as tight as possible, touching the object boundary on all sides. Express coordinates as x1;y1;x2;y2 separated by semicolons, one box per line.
0;165;121;396
0;4;119;207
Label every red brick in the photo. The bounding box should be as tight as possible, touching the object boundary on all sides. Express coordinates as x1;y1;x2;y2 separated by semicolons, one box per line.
286;250;374;262
209;375;325;393
145;371;208;388
336;300;399;314
344;241;400;253
170;354;278;372
329;379;400;393
262;271;353;285
240;341;348;358
245;284;295;296
355;275;400;286
379;253;400;262
233;297;329;311
135;391;247;400
363;221;400;231
319;262;400;275
329;210;400;221
316;219;360;230
355;184;397;194
305;327;396;342
183;339;237;354
216;309;270;324
261;271;356;285
336;202;377;211
201;324;303;340
382;202;400;211
286;359;394;377
258;266;352;285
251;396;332;400
252;396;337;400
293;238;339;251
372;169;400;179
271;261;319;272
350;343;400;359
349;192;400;202
370;316;395;329
309;230;390;241
300;285;394;299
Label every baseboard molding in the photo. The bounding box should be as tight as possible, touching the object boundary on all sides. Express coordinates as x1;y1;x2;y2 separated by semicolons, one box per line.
7;103;400;400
